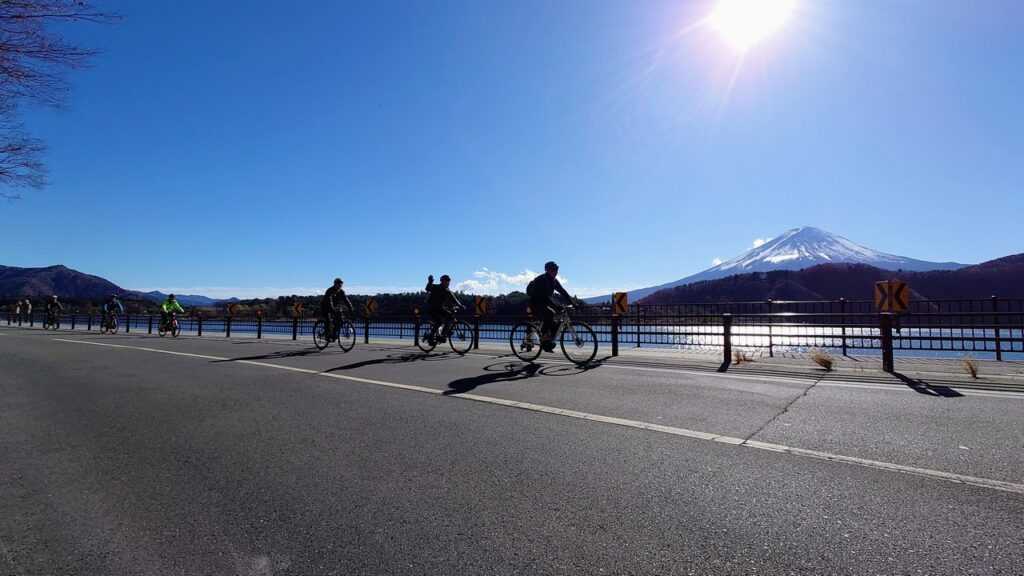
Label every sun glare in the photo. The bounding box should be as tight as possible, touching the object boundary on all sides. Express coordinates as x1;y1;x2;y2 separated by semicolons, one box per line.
708;0;796;51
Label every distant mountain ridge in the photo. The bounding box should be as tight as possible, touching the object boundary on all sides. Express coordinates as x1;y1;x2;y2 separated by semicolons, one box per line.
0;264;235;305
588;227;966;303
639;254;1024;304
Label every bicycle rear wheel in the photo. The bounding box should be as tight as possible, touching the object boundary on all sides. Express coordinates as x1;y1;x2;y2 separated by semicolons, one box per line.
510;321;543;362
337;320;357;352
448;320;474;355
312;319;329;351
561;321;597;365
110;317;119;334
415;321;437;352
171;319;181;337
158;322;167;337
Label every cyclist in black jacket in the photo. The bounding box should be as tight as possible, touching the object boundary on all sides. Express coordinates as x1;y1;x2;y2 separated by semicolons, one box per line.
424;274;463;343
321;278;354;341
527;261;573;352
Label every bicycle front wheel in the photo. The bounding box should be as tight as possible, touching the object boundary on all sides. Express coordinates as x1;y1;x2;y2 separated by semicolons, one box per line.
312;319;329;351
415;321;437;352
337;320;357;352
509;321;543;362
110;317;119;334
171;320;181;337
448;320;474;355
561;321;597;365
158;323;167;337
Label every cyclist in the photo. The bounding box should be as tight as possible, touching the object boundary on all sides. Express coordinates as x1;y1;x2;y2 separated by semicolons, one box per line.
424;274;463;344
102;293;124;329
160;294;185;330
320;278;354;341
527;261;573;352
45;295;63;325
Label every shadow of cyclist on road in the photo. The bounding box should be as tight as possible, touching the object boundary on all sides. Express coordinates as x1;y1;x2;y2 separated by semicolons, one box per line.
444;362;541;395
325;351;456;372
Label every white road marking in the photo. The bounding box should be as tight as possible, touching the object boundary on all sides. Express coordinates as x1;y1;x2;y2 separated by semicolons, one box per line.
52;337;1024;495
32;328;1024;396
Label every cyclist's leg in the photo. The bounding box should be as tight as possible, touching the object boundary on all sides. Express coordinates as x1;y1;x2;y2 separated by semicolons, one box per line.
428;309;444;342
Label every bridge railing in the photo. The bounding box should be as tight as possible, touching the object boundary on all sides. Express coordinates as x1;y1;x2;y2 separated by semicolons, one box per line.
5;302;1023;372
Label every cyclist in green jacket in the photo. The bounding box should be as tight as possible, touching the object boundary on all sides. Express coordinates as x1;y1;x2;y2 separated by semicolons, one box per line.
160;294;185;328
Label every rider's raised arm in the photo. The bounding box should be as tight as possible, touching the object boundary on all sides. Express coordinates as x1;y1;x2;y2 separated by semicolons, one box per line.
341;290;354;312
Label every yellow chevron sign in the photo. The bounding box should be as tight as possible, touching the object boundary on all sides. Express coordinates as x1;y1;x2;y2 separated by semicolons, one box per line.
612;292;629;316
364;298;378;316
474;296;490;316
874;280;909;313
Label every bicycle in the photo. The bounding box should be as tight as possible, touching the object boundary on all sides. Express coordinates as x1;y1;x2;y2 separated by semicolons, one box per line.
313;311;356;352
509;304;597;365
158;312;181;337
43;311;61;330
415;308;473;355
100;311;119;334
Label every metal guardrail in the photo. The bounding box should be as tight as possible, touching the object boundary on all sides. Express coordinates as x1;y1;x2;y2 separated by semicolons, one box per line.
5;297;1023;373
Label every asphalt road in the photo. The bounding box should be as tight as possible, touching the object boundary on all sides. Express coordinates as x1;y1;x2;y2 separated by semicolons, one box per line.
2;327;1023;575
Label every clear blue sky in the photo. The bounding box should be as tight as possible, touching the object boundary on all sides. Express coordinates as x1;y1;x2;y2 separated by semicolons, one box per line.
3;0;1021;297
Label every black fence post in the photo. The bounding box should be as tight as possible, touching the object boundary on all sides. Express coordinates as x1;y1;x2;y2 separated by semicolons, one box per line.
125;314;130;333
226;316;232;338
636;305;641;348
291;317;298;340
766;299;774;358
71;314;76;330
611;313;620;357
198;316;203;337
87;314;92;331
29;312;34;327
992;295;1002;361
363;316;370;344
473;316;480;350
257;315;263;339
722;313;733;368
840;298;848;356
148;315;153;334
880;313;895;373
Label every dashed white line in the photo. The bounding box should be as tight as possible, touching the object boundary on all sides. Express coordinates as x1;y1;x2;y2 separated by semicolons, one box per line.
50;337;1024;495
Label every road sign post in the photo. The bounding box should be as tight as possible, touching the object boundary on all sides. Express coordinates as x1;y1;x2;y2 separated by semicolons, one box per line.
611;292;628;357
473;296;489;350
363;298;377;344
879;313;895;373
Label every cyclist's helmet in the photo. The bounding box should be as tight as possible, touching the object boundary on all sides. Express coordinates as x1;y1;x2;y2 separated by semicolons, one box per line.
545;261;558;272
51;294;58;300
334;277;343;286
168;294;176;300
440;274;451;282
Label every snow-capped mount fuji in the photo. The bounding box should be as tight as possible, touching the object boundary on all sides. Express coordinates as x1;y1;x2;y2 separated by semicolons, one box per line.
588;227;966;303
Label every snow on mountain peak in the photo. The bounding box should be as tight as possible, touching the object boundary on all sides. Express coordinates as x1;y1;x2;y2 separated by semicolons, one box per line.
585;226;967;303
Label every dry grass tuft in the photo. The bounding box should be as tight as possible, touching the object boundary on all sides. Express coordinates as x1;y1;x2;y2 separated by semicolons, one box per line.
961;356;979;379
809;349;834;371
733;349;753;364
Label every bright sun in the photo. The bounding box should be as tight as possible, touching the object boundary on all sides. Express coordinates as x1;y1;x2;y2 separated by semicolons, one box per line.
708;0;796;51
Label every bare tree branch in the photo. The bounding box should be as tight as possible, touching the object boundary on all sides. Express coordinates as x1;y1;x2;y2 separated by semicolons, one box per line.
0;0;116;198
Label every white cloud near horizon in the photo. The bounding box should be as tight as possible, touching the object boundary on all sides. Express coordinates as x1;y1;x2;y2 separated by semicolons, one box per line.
752;238;769;248
711;257;724;266
453;268;631;298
